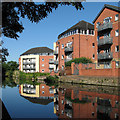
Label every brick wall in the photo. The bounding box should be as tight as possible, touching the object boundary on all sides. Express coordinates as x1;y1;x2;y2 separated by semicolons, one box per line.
71;61;120;77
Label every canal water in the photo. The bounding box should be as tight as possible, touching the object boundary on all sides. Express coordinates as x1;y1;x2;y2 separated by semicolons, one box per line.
1;79;120;119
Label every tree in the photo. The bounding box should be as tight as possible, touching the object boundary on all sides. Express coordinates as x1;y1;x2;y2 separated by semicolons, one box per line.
2;2;83;62
2;2;83;40
2;61;19;79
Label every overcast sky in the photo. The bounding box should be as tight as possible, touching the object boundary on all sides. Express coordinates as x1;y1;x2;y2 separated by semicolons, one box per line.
3;1;119;62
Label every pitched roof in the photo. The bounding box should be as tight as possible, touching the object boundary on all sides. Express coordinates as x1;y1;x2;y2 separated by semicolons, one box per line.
58;20;94;39
93;4;120;23
20;47;53;56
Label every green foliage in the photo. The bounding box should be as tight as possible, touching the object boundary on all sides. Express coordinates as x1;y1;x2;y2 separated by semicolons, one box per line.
65;57;93;67
2;61;19;80
44;75;59;86
19;71;50;80
2;2;83;40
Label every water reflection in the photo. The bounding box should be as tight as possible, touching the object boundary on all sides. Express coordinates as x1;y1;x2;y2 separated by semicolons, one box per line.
54;85;120;120
19;83;55;105
19;83;120;119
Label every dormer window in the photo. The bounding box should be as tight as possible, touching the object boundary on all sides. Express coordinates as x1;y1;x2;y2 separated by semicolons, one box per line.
96;22;100;28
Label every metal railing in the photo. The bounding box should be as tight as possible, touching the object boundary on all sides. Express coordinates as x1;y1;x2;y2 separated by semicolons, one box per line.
64;47;73;53
49;59;54;64
98;52;113;60
64;58;72;62
98;22;112;32
54;60;58;65
54;50;58;55
49;65;54;69
98;37;113;46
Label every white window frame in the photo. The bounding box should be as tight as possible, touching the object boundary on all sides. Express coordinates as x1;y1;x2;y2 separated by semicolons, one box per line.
42;64;44;67
115;30;119;36
115;14;119;21
115;46;119;52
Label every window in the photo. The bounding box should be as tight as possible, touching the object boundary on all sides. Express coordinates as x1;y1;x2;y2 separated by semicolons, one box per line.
42;64;44;67
42;91;44;94
42;86;45;89
42;59;44;61
96;22;100;28
62;55;64;60
42;69;44;72
115;46;119;52
92;54;95;59
62;44;64;49
115;14;119;21
61;100;64;104
92;43;95;48
103;17;111;23
62;65;64;70
116;61;119;67
115;30;119;36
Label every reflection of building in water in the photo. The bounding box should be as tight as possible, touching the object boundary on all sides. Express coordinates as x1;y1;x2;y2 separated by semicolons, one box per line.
54;87;120;119
19;83;55;105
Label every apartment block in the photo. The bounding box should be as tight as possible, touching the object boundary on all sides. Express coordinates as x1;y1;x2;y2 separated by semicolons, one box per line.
93;4;120;69
19;47;54;73
53;20;96;72
53;4;120;73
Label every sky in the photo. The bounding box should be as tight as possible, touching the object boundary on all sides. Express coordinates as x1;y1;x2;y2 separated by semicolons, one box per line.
3;1;119;63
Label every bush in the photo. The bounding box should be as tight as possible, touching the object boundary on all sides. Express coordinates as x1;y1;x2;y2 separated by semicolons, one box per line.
65;57;92;67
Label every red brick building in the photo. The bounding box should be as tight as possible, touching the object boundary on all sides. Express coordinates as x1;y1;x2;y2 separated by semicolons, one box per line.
54;87;120;119
93;4;120;69
53;20;95;72
19;47;54;73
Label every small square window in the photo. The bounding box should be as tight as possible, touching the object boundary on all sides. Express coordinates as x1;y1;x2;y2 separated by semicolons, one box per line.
42;91;44;94
115;46;119;52
42;64;44;67
93;54;95;59
42;86;44;89
115;14;119;21
42;59;44;61
115;30;119;36
92;43;95;48
62;55;64;60
42;69;44;72
62;44;64;49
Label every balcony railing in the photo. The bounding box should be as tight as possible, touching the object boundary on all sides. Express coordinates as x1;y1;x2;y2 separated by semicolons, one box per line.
97;22;112;32
49;65;54;69
64;47;73;53
98;52;113;60
98;37;113;46
54;50;58;55
54;70;58;73
23;62;35;65
49;59;54;64
54;60;58;65
64;58;72;62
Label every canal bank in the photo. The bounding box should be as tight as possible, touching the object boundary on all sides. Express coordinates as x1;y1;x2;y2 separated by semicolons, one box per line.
59;75;120;87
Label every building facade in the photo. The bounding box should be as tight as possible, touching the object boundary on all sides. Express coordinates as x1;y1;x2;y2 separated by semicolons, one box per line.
53;20;96;72
53;4;120;73
93;4;120;69
19;47;54;73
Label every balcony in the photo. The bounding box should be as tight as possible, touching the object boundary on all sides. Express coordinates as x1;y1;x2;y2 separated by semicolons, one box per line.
54;50;58;55
97;22;112;32
98;52;113;60
54;60;58;65
64;58;72;62
23;62;35;65
49;59;54;64
98;37;113;47
64;47;73;53
49;65;54;69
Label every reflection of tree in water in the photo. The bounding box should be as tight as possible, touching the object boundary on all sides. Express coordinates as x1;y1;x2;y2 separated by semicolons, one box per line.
2;77;17;88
